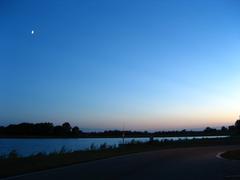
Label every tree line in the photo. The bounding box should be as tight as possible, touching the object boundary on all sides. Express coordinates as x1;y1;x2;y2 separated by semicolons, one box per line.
0;122;82;137
0;120;240;138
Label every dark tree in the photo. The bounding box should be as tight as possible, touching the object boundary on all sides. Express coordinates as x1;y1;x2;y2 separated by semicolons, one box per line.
0;122;85;137
53;126;65;136
5;123;34;135
204;127;212;132
72;126;81;136
204;127;217;134
62;122;71;131
33;123;54;136
235;120;240;130
221;126;227;132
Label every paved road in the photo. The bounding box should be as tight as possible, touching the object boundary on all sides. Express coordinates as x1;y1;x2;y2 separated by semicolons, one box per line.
4;145;240;180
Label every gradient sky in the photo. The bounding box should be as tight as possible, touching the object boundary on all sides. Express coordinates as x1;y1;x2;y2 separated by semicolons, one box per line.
1;0;240;131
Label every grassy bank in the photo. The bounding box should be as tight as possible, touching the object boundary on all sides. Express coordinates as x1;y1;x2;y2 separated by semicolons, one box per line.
1;137;240;178
221;149;240;160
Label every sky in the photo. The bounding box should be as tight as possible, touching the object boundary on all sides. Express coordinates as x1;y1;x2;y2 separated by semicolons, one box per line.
1;0;240;131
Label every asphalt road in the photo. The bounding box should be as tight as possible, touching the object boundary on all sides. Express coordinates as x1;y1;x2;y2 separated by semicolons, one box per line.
4;145;240;180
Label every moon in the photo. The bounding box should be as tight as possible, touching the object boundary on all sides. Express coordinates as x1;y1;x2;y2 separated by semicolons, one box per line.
31;30;35;35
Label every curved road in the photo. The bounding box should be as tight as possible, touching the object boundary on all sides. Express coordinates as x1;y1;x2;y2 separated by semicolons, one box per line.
4;145;240;180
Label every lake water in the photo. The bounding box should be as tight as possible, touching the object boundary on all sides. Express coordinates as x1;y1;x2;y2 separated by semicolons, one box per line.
0;136;228;156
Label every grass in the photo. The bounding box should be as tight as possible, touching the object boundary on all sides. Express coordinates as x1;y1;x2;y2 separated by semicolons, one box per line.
1;137;240;178
221;149;240;160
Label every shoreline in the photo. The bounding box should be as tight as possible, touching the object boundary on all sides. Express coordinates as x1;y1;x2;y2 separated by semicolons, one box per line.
0;134;230;139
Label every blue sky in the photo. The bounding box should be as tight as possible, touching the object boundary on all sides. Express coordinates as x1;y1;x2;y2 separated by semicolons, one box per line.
1;0;240;131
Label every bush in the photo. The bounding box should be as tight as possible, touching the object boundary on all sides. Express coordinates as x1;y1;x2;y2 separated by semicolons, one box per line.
99;143;108;150
59;146;67;154
33;152;47;158
0;154;6;160
8;150;19;159
90;143;97;151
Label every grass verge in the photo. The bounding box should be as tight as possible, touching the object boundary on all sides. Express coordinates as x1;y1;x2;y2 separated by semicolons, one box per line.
1;137;240;178
221;149;240;160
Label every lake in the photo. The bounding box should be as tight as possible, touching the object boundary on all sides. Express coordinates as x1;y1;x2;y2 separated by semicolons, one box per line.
0;136;228;156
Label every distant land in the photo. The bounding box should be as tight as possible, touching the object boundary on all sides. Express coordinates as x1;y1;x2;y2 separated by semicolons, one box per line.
0;120;240;138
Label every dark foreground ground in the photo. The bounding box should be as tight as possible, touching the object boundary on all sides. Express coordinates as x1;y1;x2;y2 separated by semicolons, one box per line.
3;145;240;180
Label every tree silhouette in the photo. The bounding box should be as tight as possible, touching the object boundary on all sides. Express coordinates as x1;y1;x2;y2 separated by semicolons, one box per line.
62;122;71;130
0;121;233;137
62;122;72;135
235;120;240;129
72;126;81;136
